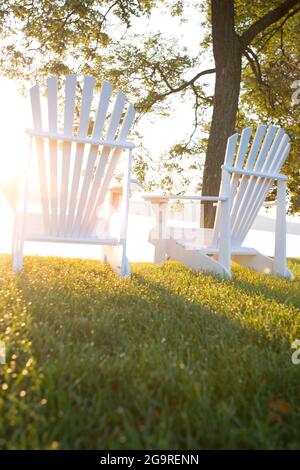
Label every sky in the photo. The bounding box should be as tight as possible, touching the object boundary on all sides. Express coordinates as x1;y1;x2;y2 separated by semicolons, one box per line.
0;3;299;259
0;3;213;255
0;3;213;180
131;4;214;156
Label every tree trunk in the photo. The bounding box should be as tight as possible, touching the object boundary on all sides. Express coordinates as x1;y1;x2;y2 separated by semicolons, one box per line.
202;0;242;228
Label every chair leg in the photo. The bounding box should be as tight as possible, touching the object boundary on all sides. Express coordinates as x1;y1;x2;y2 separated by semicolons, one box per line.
274;179;291;278
218;168;232;278
120;243;130;277
12;238;24;273
148;201;168;263
118;148;132;277
102;243;130;277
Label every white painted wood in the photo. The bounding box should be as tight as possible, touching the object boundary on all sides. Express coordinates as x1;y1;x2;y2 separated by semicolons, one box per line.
150;201;169;263
72;80;114;235
274;179;288;277
236;128;286;241
30;84;50;232
120;148;132;276
216;127;253;247
102;150;133;277
63;74;77;136
145;124;292;280
237;134;290;245
232;253;274;275
235;127;253;168
25;129;135;149
24;235;119;245
202;246;258;255
80;91;126;234
217;167;232;278
232;125;278;242
66;75;95;234
12;75;135;277
214;133;238;244
85;103;136;234
143;195;227;202
59;74;77;234
12;136;33;272
167;238;229;277
47;76;58;234
229;127;252;197
229;125;267;233
220;125;291;278
223;165;287;180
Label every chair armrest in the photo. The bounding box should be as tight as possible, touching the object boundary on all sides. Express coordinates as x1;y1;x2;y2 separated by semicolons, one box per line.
142;194;227;203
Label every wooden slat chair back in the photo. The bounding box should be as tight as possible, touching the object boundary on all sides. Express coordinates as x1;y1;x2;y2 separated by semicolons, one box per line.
213;125;290;248
144;124;293;280
12;75;135;275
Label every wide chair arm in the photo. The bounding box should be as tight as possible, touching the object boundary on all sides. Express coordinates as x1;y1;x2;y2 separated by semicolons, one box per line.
142;194;227;202
142;192;231;272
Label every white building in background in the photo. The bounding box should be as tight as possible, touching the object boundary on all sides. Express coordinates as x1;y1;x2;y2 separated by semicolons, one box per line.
1;182;299;263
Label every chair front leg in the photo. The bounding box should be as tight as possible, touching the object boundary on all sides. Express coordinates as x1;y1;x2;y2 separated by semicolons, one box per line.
119;148;132;277
274;178;288;277
147;200;168;263
218;167;232;278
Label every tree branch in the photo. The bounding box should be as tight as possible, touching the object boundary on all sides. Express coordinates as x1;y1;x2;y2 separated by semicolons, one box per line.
185;83;201;146
155;64;176;91
255;5;300;52
244;47;263;83
159;68;215;99
240;0;300;48
137;67;215;116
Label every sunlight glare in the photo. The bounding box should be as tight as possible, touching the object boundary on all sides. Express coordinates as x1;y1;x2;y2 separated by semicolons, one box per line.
0;76;29;253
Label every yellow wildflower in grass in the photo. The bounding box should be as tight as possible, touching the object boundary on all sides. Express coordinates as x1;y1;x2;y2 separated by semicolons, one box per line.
51;441;60;450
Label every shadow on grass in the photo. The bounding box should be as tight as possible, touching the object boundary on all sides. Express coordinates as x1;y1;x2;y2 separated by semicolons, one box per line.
9;257;299;449
230;262;300;310
132;270;296;349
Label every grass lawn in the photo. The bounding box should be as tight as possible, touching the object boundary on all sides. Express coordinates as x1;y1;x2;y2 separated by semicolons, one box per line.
0;254;299;450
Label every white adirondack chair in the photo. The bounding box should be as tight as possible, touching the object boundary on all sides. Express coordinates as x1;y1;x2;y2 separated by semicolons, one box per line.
12;75;135;276
144;125;293;280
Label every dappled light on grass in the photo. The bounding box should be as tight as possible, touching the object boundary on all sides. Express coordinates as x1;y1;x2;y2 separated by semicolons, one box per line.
0;255;299;449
